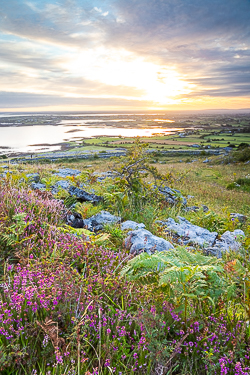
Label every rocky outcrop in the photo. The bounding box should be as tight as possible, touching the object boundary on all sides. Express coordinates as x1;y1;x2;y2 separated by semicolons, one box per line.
26;173;40;183
93;171;118;182
51;180;72;194
55;168;81;178
124;228;174;255
161;216;217;247
68;186;103;204
230;213;247;223
205;229;245;258
31;182;46;190
55;180;72;190
121;220;145;231
158;186;187;206
66;212;84;228
158;216;245;257
83;211;121;232
184;205;209;213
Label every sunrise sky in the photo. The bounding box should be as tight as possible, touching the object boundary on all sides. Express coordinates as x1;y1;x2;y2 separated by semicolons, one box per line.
0;0;250;112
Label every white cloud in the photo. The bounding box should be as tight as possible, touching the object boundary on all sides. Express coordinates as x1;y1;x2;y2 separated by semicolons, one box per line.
93;7;109;16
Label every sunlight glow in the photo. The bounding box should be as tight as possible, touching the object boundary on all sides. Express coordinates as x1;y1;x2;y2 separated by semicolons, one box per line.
63;48;194;104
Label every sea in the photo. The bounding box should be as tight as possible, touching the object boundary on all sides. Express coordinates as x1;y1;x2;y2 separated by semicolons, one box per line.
0;113;178;155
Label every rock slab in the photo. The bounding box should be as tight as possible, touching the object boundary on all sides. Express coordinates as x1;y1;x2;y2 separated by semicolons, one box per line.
66;212;84;228
159;216;245;256
55;168;81;178
163;216;218;247
121;220;145;231
230;213;247;223
31;182;46;190
83;211;121;232
26;173;40;183
68;186;103;204
158;186;187;206
124;228;174;255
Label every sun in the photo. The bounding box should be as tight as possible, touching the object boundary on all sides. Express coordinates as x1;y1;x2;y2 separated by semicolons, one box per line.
62;48;194;104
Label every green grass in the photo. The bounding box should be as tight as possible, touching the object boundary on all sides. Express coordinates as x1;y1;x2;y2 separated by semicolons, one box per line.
64;131;250;154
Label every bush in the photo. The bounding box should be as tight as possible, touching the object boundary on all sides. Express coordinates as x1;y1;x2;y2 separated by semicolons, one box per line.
233;147;250;162
238;143;249;150
104;139;174;215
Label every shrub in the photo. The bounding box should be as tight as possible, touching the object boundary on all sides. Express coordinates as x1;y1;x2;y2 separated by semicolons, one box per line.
105;139;174;215
233;147;250;162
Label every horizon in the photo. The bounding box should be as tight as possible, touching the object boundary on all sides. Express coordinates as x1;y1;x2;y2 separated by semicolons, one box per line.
0;0;250;112
1;109;250;115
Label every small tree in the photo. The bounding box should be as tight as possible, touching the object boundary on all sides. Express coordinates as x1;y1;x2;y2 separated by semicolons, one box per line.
105;138;174;213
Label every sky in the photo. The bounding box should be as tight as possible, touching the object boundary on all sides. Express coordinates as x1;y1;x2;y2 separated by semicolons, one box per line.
0;0;250;112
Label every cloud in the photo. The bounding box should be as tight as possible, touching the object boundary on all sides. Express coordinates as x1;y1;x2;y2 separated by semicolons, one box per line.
103;0;250;98
0;91;152;109
0;0;249;109
0;0;105;47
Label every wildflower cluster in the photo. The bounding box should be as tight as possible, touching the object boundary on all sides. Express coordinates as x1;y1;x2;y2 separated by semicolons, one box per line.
0;177;250;374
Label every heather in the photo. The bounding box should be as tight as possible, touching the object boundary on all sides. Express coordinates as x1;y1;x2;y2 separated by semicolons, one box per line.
0;150;250;374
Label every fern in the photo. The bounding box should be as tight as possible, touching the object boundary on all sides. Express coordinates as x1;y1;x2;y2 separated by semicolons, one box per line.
120;246;234;321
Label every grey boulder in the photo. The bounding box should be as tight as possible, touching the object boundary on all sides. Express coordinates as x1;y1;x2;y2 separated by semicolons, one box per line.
93;171;118;182
185;206;200;212
124;228;174;255
66;212;84;228
26;173;40;183
83;211;121;232
230;213;247;223
162;216;218;247
55;168;81;178
206;229;245;257
202;205;209;213
160;216;245;256
158;186;187;206
68;186;103;204
31;182;46;190
56;180;72;190
51;180;72;195
184;205;209;213
121;220;145;231
214;229;245;252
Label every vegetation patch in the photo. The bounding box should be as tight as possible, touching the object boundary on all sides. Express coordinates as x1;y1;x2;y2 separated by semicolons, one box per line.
0;140;250;374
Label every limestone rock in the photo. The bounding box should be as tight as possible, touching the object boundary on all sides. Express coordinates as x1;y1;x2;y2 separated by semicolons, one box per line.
201;205;209;213
66;212;84;228
214;229;245;252
161;216;218;247
83;211;121;232
185;205;209;213
55;168;81;178
121;220;145;231
93;171;118;182
185;206;200;212
159;216;245;257
230;213;247;223
31;182;46;190
26;173;40;183
158;186;187;206
124;228;174;255
51;179;72;195
68;186;103;204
